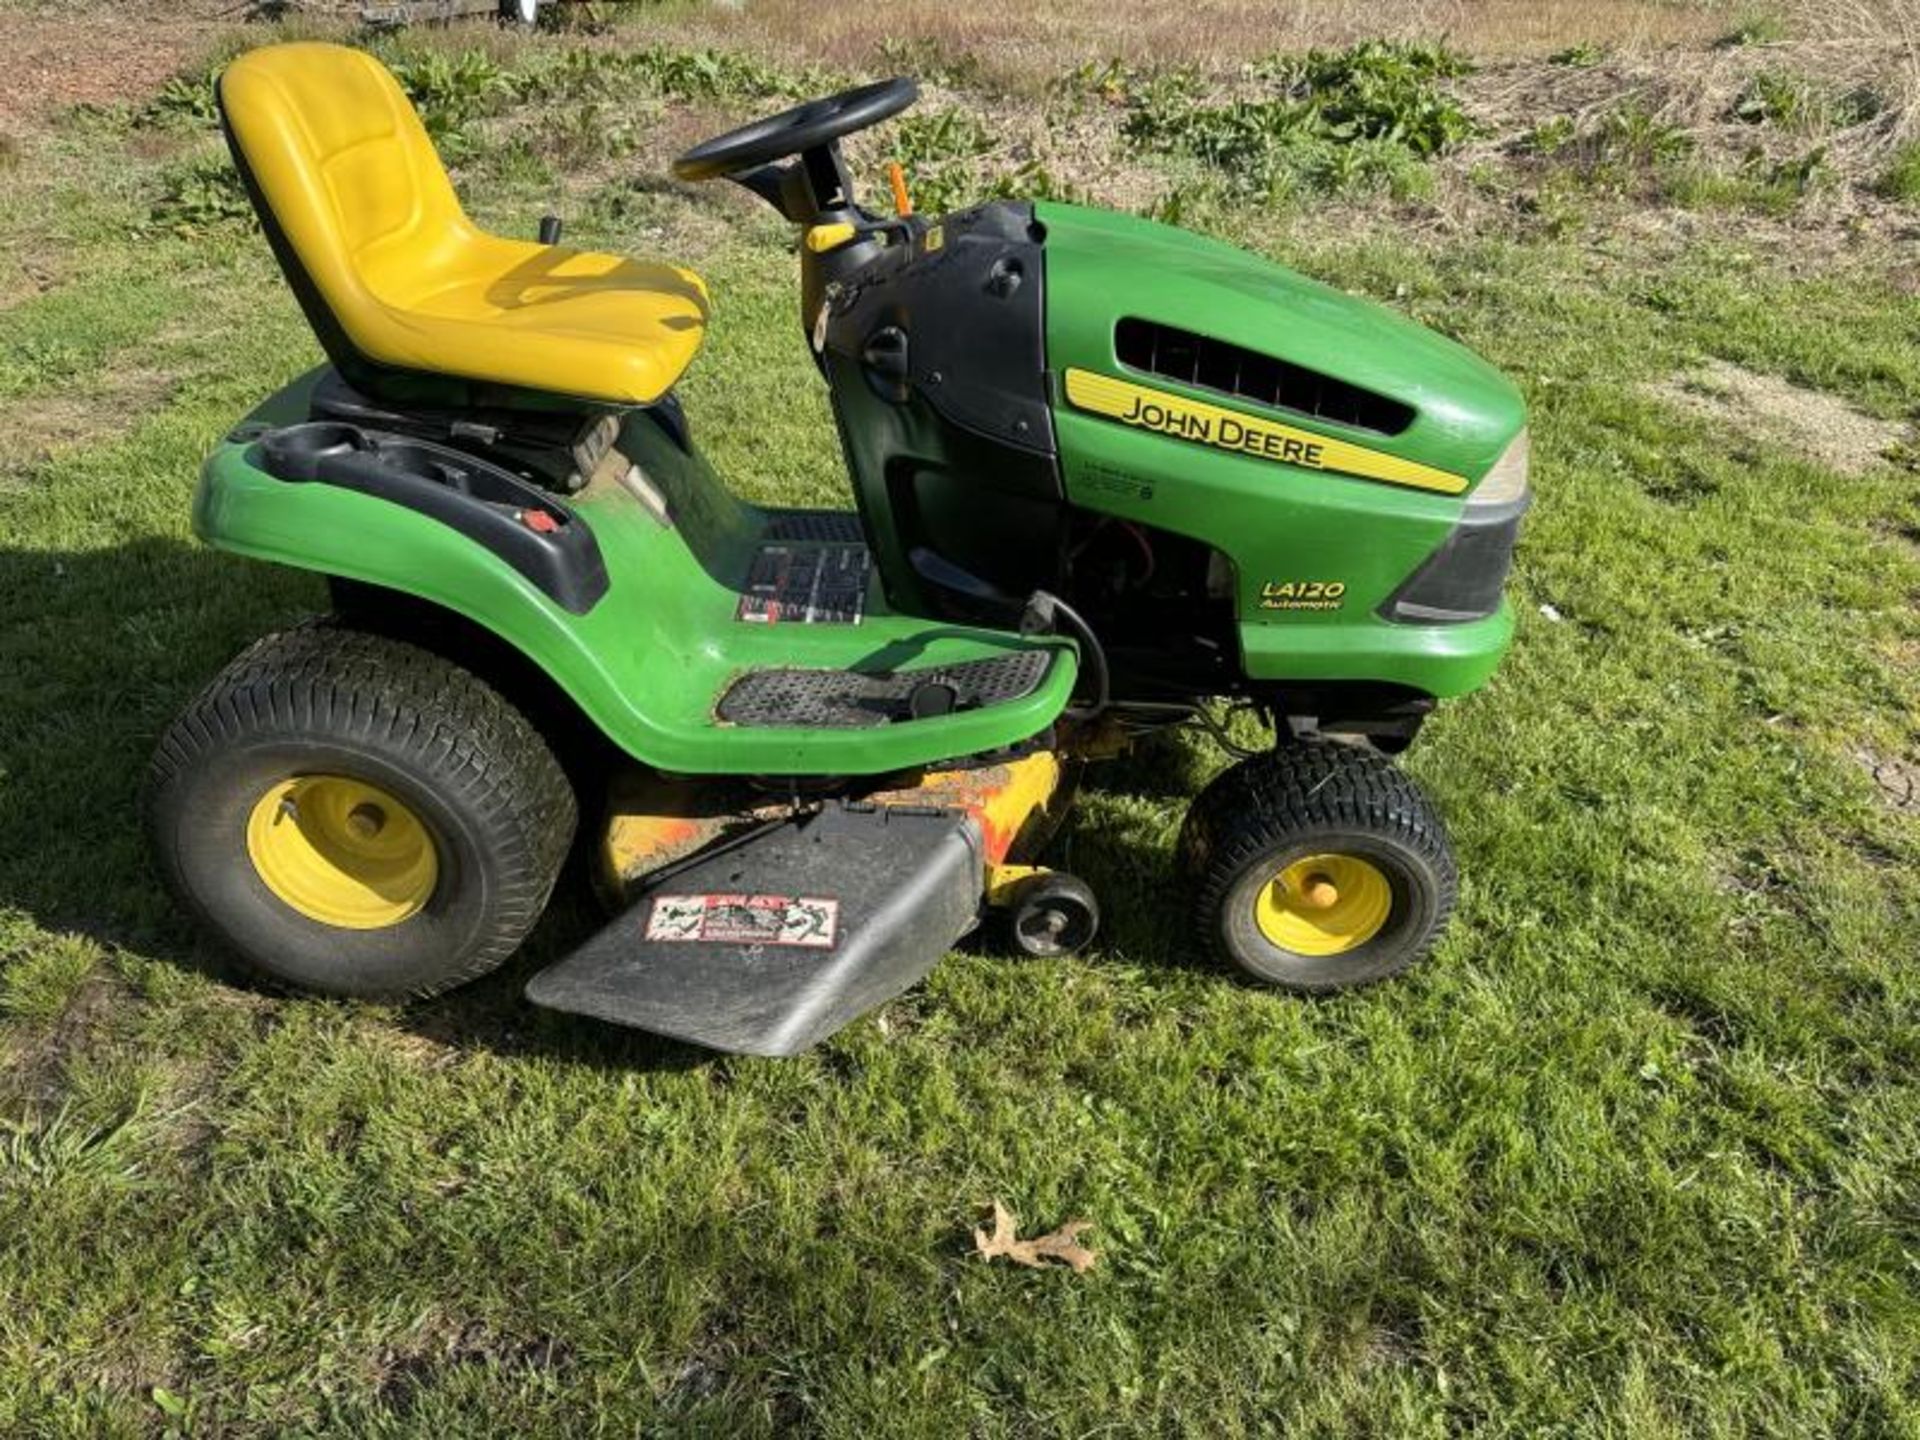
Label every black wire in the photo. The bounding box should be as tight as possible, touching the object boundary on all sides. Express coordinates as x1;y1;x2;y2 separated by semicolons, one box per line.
1030;590;1111;720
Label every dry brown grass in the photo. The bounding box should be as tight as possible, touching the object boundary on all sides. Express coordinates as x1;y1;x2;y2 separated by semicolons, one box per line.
1644;359;1911;474
1451;12;1920;205
619;0;1737;85
1786;0;1920;145
0;365;181;482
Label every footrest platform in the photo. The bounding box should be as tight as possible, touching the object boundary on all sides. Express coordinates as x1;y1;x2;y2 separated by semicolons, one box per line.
716;650;1054;730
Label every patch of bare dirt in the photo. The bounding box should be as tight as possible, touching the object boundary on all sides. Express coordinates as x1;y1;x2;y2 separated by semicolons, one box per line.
1644;359;1908;474
0;245;64;312
0;367;181;480
0;964;127;1109
0;4;234;131
371;1318;574;1413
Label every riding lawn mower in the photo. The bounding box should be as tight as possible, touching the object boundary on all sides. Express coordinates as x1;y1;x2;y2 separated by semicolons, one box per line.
145;43;1531;1056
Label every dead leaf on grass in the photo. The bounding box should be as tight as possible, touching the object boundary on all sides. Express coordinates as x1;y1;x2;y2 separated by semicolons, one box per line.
1856;747;1920;815
972;1199;1097;1274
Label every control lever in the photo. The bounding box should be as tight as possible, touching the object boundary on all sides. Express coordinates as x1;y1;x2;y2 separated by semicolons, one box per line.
538;214;564;245
906;546;1016;610
1020;591;1110;720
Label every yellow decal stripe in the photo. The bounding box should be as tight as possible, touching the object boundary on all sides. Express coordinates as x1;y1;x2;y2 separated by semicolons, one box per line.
1062;369;1468;495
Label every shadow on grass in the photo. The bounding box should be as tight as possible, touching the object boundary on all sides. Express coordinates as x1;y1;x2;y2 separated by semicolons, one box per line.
0;536;715;1073
1079;729;1218;804
0;536;282;968
0;535;1198;1067
1041;734;1226;975
400;887;719;1074
1032;820;1215;979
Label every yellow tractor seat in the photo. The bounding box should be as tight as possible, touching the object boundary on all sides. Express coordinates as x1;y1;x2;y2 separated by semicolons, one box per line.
219;42;708;407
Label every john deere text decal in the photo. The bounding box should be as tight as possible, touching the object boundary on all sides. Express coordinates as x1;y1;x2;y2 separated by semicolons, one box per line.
1062;369;1467;495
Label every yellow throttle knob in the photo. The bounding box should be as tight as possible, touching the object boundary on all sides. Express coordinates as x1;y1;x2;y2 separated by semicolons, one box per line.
804;222;858;253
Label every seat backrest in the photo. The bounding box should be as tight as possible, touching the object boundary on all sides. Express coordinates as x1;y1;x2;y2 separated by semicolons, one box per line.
218;42;468;388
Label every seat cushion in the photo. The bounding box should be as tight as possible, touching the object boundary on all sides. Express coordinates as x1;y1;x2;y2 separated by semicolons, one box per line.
220;42;708;406
356;229;709;403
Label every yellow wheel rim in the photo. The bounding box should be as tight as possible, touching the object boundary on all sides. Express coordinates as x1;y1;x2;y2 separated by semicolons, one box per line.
1252;853;1393;957
245;775;438;929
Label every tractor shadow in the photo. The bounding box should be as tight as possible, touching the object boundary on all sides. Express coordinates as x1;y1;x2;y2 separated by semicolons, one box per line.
0;536;284;975
0;536;713;1074
0;536;1206;1067
398;883;719;1074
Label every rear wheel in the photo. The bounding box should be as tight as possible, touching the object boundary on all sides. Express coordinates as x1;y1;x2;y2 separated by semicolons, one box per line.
1177;741;1455;991
145;623;577;999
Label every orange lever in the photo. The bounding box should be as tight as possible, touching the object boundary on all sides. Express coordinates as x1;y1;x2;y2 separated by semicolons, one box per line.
887;160;913;217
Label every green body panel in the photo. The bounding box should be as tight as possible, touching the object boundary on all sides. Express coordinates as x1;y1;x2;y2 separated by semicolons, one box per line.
1036;202;1525;698
195;371;1077;775
197;199;1527;764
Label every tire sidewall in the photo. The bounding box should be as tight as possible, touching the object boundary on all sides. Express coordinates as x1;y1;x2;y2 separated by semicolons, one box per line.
156;736;497;997
1214;826;1443;990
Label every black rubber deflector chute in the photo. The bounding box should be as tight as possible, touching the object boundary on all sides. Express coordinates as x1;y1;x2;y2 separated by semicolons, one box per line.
524;804;983;1056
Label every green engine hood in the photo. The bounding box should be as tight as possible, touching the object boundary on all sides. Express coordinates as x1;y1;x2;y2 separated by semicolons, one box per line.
1036;202;1524;482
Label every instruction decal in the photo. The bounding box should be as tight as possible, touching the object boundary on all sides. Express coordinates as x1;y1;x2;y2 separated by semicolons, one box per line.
736;542;870;625
645;893;840;948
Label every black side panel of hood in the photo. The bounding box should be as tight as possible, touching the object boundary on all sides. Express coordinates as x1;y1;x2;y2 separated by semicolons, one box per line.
821;201;1054;457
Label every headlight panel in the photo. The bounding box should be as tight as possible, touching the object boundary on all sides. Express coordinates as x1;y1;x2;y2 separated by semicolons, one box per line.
1469;428;1529;507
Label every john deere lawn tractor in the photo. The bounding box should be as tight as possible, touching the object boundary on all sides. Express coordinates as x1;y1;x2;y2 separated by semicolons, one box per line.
145;43;1530;1056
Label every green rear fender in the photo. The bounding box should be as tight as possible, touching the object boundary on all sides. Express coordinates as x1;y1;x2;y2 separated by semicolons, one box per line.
192;377;1077;776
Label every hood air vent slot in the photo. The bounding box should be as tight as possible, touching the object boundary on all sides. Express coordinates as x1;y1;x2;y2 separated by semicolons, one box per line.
1114;318;1414;437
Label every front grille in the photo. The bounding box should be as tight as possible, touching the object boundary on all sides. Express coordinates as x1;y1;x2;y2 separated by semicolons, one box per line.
1115;317;1415;436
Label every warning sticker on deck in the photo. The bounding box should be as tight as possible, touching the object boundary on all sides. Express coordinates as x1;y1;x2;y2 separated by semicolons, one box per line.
645;893;840;948
735;543;869;625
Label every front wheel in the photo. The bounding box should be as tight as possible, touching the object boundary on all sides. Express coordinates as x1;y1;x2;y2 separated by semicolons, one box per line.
1177;741;1456;991
145;623;577;999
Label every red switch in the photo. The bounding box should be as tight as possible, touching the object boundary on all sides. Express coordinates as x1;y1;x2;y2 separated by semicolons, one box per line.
521;509;560;534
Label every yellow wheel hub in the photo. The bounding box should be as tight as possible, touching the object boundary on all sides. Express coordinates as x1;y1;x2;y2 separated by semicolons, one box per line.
1252;853;1393;957
245;775;438;929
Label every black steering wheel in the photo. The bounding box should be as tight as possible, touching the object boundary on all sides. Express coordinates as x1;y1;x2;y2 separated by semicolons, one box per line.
671;78;919;183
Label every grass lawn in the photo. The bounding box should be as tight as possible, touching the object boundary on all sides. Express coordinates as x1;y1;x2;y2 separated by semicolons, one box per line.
1;8;1918;1435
